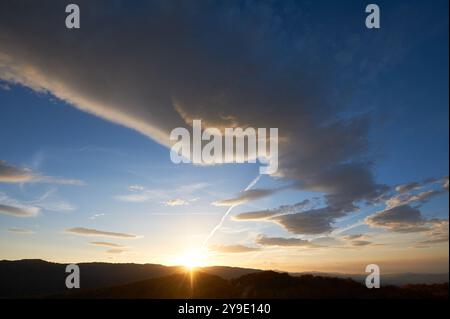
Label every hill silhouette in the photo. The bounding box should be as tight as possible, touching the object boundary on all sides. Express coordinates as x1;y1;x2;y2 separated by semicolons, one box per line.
0;260;448;299
0;259;258;298
60;270;448;299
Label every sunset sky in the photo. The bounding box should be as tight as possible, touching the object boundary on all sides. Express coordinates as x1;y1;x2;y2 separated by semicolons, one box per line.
0;0;448;274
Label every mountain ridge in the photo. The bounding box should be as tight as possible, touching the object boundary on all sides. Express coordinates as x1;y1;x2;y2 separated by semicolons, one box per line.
1;259;448;298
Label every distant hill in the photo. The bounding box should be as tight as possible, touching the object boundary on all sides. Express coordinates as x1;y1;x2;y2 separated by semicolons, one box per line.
60;271;448;299
291;271;450;286
0;259;448;299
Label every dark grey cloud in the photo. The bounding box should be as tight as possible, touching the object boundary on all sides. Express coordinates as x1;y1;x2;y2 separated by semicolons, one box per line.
256;235;317;247
365;205;446;234
2;1;435;241
0;1;384;199
271;207;347;235
235;199;350;235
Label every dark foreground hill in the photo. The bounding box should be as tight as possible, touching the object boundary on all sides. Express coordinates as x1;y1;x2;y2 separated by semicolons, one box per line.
0;259;258;298
60;271;448;299
1;259;448;299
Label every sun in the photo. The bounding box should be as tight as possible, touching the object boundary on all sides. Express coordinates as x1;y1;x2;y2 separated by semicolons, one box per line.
177;249;206;271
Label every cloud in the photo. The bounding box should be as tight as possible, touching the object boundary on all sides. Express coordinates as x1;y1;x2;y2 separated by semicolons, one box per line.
163;198;190;206
365;205;446;234
349;240;373;246
395;182;421;193
89;241;125;248
234;199;350;235
7;227;34;234
1;1;438;242
210;244;260;253
271;207;347;235
0;1;387;211
212;188;280;207
340;234;367;241
0;160;34;183
106;248;128;254
385;176;448;208
337;234;377;247
0;203;40;218
256;235;317;247
233;199;315;221
90;213;106;220
66;227;138;239
233;210;280;221
0;160;84;185
417;220;449;245
117;183;207;203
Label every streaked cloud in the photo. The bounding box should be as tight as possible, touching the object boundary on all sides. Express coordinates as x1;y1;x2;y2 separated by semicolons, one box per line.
89;241;125;248
0;203;40;218
163;198;189;206
256;235;317;247
7;227;35;234
90;213;106;220
66;227;138;239
116;183;207;203
365;205;445;233
233;199;315;220
385;175;448;208
0;160;84;185
106;248;128;254
210;244;260;253
233;210;280;221
212;188;279;207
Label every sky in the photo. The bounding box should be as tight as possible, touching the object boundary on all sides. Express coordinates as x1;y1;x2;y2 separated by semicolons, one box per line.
0;0;448;274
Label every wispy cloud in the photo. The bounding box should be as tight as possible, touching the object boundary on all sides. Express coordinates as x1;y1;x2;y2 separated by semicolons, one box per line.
256;235;317;248
116;183;208;204
89;241;125;248
366;205;446;234
66;227;139;239
212;188;280;207
209;244;261;253
7;227;35;234
163;197;200;206
106;248;128;254
0;160;84;185
89;213;106;220
0;193;41;218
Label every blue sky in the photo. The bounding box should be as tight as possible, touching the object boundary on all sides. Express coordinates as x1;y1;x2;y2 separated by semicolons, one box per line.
0;0;448;273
